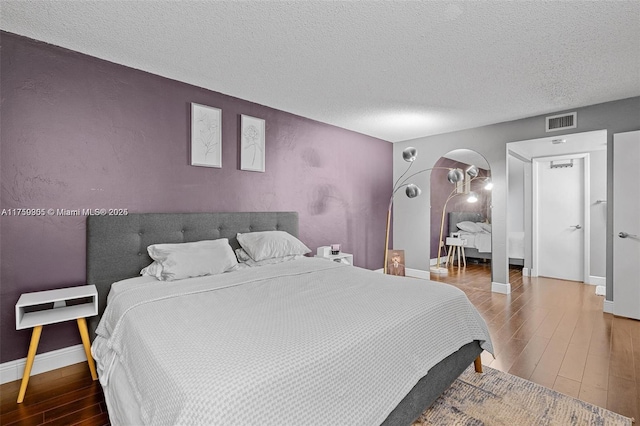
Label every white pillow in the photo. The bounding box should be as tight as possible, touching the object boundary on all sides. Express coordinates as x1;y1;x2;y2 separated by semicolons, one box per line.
147;239;238;281
457;221;484;233
478;223;492;233
236;231;311;261
140;261;163;279
235;248;301;267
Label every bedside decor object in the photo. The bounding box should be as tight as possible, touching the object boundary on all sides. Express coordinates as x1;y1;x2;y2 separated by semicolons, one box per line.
387;250;406;276
240;114;265;172
317;246;331;257
331;244;341;255
314;250;354;266
15;285;99;403
191;103;222;168
384;147;478;274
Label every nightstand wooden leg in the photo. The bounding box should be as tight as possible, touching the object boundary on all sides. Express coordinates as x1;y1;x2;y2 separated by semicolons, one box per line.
17;325;43;403
77;318;98;380
474;355;483;373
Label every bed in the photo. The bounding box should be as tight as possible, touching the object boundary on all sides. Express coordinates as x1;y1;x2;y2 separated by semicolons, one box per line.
448;212;525;266
87;212;493;425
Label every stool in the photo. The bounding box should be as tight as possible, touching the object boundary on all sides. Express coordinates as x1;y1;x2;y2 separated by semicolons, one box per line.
445;237;466;267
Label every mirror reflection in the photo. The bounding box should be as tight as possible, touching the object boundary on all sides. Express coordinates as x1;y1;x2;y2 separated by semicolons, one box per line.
430;149;492;271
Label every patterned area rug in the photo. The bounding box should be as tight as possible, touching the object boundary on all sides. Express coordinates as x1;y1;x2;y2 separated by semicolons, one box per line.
414;365;632;425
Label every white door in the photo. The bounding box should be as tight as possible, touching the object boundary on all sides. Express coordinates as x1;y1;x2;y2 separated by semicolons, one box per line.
534;155;587;281
613;131;640;320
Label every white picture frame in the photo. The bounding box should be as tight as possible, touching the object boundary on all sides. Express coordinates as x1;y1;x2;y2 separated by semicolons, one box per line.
191;103;222;168
240;115;265;172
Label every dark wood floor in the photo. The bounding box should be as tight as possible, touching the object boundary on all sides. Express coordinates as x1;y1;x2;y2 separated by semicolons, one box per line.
1;263;638;424
0;362;108;425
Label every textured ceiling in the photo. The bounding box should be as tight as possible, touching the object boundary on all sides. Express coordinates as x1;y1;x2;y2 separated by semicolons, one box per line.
1;1;639;142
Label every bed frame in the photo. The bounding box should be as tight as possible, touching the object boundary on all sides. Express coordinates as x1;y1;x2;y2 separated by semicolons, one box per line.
86;211;482;425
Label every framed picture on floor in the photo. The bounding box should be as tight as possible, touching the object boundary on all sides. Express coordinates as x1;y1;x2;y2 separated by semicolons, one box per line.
386;249;406;276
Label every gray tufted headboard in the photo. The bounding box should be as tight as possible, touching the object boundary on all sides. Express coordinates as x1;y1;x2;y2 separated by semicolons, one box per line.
448;211;485;236
86;211;299;340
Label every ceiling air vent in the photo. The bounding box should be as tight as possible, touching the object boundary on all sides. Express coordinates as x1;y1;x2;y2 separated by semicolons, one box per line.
546;112;577;132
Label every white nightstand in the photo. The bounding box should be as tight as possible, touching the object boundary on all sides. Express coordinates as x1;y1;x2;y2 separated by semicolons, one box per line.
15;285;99;403
445;237;467;267
314;252;354;266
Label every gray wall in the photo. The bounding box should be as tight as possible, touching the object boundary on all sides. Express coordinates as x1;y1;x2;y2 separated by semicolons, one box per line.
508;156;525;232
590;150;607;278
393;96;640;298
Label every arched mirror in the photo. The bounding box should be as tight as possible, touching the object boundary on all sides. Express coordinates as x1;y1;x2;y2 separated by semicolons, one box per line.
430;149;492;273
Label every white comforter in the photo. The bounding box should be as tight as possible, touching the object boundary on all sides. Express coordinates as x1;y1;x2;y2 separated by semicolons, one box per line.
456;231;525;258
92;258;493;425
457;231;492;253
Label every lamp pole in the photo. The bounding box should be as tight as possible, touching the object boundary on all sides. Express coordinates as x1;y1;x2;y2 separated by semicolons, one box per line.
384;180;422;274
432;177;482;274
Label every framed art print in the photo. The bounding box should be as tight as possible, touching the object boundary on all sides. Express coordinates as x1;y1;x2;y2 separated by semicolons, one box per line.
386;249;406;276
240;114;265;172
191;103;222;168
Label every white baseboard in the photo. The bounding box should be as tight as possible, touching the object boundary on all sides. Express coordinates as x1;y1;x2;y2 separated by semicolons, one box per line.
587;275;605;286
429;258;439;266
522;268;530;277
406;268;431;280
491;282;512;294
603;299;614;314
0;344;86;385
375;268;439;280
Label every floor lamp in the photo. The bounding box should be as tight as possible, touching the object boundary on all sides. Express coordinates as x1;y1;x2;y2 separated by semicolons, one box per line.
384;147;478;275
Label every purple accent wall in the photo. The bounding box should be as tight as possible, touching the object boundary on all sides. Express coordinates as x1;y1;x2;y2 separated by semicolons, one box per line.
0;32;392;363
429;158;490;258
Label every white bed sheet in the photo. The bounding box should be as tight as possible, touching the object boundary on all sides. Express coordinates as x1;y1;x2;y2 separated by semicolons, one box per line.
107;275;159;300
101;354;144;425
93;257;493;425
456;231;492;253
454;230;525;259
